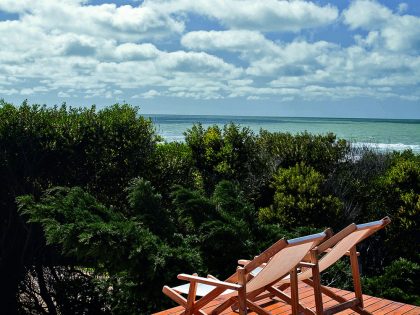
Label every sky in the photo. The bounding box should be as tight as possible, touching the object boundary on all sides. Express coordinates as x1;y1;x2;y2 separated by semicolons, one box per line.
0;0;419;118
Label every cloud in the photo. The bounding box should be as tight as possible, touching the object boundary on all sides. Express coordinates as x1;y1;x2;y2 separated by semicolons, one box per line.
397;3;408;14
20;86;49;95
0;88;19;95
109;43;161;61
132;89;161;99
0;0;418;104
343;0;420;52
2;1;184;41
147;0;338;32
246;40;336;77
181;30;279;57
58;91;71;98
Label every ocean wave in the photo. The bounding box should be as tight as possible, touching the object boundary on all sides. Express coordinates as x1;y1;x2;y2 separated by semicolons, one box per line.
158;134;420;153
351;142;420;152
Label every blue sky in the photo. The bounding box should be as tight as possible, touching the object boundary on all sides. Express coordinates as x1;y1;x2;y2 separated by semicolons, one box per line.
0;0;419;118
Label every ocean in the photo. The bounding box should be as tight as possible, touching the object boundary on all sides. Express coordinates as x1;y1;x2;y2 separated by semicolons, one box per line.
145;115;420;153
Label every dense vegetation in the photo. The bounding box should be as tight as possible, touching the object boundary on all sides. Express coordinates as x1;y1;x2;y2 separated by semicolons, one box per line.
0;101;419;314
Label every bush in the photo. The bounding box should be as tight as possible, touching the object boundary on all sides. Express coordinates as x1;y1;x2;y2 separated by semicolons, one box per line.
184;123;267;197
17;180;203;314
258;130;349;175
375;156;420;263
259;163;342;228
0;101;157;314
363;258;420;305
151;142;196;199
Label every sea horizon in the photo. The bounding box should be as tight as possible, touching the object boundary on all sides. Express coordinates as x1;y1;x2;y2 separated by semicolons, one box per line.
143;113;420;123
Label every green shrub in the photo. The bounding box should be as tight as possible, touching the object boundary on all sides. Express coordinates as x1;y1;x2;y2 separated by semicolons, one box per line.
363;258;420;305
375;157;420;263
259;163;342;228
184;123;267;197
0;101;157;314
17;180;203;314
258;130;349;175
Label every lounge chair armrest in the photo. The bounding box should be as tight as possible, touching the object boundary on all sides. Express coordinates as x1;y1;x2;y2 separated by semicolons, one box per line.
298;262;316;268
177;274;242;290
322;248;360;256
238;259;251;266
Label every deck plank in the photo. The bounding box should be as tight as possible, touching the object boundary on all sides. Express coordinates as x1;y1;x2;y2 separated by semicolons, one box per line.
153;281;420;315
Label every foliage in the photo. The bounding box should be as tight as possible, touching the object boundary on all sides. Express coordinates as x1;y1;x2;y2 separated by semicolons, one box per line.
17;181;203;314
0;101;157;314
184;123;267;197
375;155;420;263
19;266;109;315
151;142;196;199
1;101;419;313
171;180;257;277
363;258;420;305
325;147;393;223
259;162;342;228
258;130;349;175
320;259;353;290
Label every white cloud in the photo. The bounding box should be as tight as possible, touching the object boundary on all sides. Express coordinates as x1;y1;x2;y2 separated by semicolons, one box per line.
0;88;19;95
0;0;418;104
1;1;184;42
58;91;71;98
246;40;336;77
397;3;408;14
109;43;161;61
181;30;279;59
20;86;49;95
343;0;420;52
133;89;161;99
147;0;338;32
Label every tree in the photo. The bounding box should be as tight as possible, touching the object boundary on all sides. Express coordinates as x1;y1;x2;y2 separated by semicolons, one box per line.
0;101;157;314
17;180;203;314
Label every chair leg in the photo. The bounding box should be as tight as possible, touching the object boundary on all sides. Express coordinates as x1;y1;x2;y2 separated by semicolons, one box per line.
310;252;324;315
290;267;300;315
349;247;364;308
162;286;208;315
162;286;187;308
237;267;247;315
185;278;198;315
303;280;373;315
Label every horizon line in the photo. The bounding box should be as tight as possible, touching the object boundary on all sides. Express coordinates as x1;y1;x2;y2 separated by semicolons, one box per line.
141;113;420;121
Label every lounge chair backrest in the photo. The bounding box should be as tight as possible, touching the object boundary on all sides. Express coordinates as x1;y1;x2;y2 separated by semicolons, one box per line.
298;217;390;280
246;232;326;292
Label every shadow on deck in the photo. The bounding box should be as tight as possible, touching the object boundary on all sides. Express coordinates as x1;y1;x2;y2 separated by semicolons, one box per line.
153;281;420;315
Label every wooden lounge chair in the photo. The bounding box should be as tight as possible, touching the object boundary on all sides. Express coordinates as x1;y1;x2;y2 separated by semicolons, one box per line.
162;231;330;315
269;217;391;315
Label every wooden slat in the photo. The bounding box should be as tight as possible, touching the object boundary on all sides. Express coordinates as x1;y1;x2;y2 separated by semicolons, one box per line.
373;302;405;315
388;304;418;314
401;307;420;315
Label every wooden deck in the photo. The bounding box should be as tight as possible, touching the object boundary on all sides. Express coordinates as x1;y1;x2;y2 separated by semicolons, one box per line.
153;281;420;315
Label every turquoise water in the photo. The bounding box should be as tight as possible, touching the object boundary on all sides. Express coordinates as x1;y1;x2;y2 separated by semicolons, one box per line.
145;115;420;153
